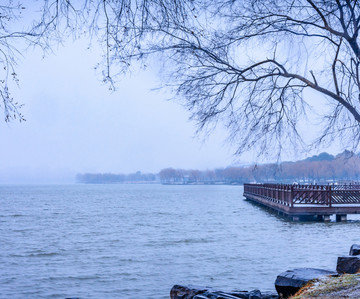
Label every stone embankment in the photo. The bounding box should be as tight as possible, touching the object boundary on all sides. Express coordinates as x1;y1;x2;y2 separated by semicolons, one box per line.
170;244;360;299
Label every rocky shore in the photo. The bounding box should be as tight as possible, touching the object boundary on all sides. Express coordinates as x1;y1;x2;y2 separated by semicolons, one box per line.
170;244;360;299
290;273;360;298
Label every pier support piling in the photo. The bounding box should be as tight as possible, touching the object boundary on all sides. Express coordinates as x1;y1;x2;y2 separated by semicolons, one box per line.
336;214;347;222
323;215;331;222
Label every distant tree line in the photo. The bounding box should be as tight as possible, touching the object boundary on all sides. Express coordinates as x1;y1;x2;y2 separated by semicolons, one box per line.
159;151;360;185
76;171;156;184
77;151;360;184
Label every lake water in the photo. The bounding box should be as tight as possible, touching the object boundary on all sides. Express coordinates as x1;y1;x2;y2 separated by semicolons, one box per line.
1;184;360;298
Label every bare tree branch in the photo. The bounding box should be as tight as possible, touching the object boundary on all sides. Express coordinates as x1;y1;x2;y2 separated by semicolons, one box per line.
2;0;360;158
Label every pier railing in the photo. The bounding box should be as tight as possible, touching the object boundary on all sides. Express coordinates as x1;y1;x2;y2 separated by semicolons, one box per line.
243;183;360;207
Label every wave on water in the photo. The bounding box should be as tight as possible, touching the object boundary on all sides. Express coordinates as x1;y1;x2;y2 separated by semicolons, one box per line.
9;251;64;258
2;184;360;298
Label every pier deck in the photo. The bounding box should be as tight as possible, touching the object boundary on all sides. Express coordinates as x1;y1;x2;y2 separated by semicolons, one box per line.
243;183;360;221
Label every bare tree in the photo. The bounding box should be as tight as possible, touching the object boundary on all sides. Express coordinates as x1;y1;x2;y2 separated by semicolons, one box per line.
0;1;77;122
146;0;360;157
3;1;360;158
0;0;193;120
0;3;27;122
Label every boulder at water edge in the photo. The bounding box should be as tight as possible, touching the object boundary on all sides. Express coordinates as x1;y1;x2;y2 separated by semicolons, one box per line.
170;285;278;299
192;289;261;299
274;268;336;298
337;256;360;274
170;285;208;299
349;244;360;256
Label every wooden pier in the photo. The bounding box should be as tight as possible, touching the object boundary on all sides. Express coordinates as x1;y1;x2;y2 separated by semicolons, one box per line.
243;183;360;221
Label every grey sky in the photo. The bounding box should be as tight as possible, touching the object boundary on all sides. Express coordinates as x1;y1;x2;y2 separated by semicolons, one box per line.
0;37;345;184
0;2;354;184
0;39;245;184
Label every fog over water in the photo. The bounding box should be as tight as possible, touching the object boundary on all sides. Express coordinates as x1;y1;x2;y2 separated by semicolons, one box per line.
0;40;242;184
0;39;343;184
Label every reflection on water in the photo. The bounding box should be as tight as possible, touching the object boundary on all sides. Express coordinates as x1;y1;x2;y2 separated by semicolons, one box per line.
1;184;360;298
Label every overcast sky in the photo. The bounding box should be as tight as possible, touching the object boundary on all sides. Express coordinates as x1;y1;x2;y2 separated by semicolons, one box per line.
0;39;249;184
0;31;345;184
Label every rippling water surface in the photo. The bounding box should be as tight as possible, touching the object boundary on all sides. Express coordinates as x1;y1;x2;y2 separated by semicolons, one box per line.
1;184;360;298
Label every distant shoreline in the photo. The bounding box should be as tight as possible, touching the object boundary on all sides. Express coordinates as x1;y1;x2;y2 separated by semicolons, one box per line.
76;181;244;185
76;150;360;185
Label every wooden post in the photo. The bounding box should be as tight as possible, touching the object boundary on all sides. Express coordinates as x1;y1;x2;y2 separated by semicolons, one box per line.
329;184;332;208
290;185;294;207
323;215;331;222
336;214;347;222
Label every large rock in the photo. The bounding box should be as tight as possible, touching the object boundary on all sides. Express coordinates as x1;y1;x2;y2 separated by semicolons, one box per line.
170;285;208;299
260;292;279;299
192;289;261;299
337;256;360;274
170;285;277;299
349;244;360;256
274;268;336;298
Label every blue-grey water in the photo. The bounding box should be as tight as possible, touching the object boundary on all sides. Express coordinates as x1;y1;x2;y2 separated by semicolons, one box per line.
1;184;360;298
